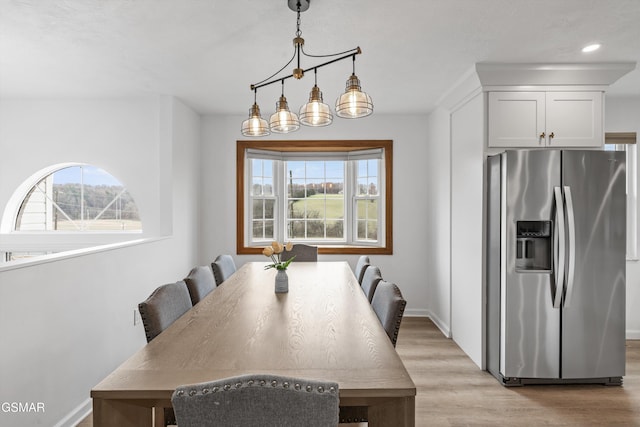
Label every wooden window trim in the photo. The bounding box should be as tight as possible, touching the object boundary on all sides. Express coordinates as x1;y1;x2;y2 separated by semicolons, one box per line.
237;140;393;255
605;132;637;145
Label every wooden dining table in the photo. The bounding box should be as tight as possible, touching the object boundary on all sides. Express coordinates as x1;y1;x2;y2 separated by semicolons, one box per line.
91;261;416;426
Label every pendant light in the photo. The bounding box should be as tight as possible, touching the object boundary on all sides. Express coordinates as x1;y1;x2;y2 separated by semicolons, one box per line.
269;80;300;133
241;89;270;137
243;0;373;136
299;69;333;127
335;54;373;119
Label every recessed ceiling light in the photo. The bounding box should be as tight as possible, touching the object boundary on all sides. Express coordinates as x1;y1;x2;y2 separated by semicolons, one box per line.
582;43;601;53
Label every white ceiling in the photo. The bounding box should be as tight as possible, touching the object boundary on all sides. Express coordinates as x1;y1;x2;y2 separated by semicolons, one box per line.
1;0;639;115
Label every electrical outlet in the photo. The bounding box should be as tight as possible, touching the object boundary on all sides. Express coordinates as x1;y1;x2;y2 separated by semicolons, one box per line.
133;308;140;326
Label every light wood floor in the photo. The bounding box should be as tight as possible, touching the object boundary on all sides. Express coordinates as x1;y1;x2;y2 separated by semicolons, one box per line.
78;317;640;426
397;317;640;427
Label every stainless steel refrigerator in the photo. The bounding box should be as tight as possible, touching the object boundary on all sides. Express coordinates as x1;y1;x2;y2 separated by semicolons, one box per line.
486;149;626;386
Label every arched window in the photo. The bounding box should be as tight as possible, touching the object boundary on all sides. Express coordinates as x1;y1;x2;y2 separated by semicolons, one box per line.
2;164;141;262
14;165;140;232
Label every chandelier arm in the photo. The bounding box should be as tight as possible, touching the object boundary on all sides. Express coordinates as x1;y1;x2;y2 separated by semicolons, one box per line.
250;47;362;91
300;45;360;58
250;46;298;89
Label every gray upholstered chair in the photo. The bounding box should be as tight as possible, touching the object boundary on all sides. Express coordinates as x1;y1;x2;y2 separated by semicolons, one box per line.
138;280;193;343
281;244;318;262
211;254;237;286
171;374;339;427
339;406;368;424
360;265;382;303
184;265;216;305
354;255;370;284
138;280;193;426
371;280;407;347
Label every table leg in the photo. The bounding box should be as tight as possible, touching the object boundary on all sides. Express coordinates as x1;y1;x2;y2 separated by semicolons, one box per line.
154;407;166;427
368;396;415;427
93;398;152;427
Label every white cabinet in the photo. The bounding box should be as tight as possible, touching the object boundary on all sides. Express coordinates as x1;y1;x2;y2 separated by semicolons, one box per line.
545;92;603;147
488;91;603;148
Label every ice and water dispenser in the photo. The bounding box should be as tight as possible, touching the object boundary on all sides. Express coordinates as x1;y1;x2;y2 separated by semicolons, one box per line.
516;221;552;271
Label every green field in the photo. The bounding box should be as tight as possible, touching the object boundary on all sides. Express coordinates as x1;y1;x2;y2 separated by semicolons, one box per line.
290;194;378;220
290;194;343;219
287;194;378;239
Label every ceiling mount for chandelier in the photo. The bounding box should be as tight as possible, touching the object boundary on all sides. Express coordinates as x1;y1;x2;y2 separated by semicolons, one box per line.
241;0;373;137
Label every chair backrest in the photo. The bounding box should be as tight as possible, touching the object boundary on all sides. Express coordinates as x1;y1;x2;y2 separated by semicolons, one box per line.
354;255;370;284
281;244;318;262
211;254;237;286
360;265;382;303
184;265;216;305
138;281;193;343
371;280;407;347
171;374;339;427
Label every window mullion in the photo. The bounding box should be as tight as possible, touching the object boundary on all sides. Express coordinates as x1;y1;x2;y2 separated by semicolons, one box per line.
80;165;85;229
245;158;253;246
276;160;286;243
346;160;354;245
377;157;384;247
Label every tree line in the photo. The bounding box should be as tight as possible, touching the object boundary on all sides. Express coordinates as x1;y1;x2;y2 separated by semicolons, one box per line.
53;183;139;220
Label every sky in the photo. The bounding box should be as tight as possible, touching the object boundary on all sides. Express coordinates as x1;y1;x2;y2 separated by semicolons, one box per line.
53;165;123;187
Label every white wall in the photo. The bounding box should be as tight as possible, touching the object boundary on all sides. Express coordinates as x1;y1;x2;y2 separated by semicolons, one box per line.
605;96;640;339
0;98;166;237
450;93;485;368
200;114;430;316
425;84;487;368
0;97;201;426
425;107;451;335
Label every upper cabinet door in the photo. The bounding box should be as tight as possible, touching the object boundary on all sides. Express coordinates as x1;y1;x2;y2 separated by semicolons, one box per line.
488;91;604;148
488;92;545;147
545;92;603;148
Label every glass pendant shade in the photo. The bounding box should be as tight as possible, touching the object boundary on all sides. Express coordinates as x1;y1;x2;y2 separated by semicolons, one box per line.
269;95;300;133
243;2;370;135
241;103;270;137
335;74;373;118
299;85;333;127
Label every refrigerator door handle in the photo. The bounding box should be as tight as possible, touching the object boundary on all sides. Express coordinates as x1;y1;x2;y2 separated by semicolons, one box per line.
553;186;566;309
563;186;577;308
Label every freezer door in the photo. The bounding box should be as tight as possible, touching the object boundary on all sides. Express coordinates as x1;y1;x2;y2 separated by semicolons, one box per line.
561;151;626;379
503;150;561;379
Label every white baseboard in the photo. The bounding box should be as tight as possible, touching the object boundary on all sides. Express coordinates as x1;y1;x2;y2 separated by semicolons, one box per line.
627;330;640;340
54;398;91;427
405;308;428;317
404;310;451;338
425;310;451;338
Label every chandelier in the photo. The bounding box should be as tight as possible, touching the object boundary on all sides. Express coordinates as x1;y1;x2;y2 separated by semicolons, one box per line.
241;0;373;137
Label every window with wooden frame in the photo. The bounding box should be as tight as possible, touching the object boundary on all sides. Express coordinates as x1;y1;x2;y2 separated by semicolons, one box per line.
605;132;637;259
237;140;392;255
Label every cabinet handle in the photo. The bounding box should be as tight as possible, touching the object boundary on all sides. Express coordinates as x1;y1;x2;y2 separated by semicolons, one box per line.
549;132;555;139
539;132;545;139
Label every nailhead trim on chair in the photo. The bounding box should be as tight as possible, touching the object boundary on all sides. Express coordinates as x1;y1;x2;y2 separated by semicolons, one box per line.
388;283;407;347
175;378;337;397
391;298;407;347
